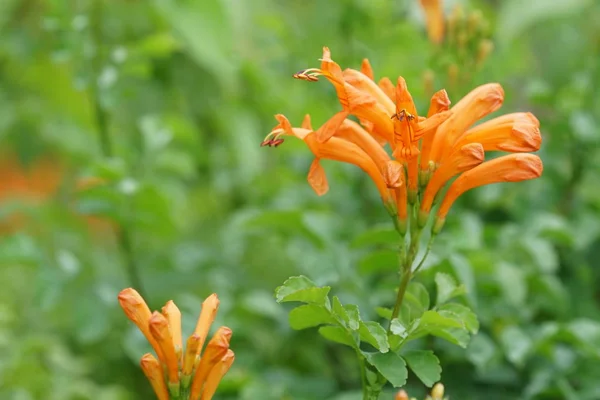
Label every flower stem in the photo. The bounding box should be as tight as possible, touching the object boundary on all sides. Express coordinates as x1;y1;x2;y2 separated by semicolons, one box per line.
90;0;145;299
388;267;412;331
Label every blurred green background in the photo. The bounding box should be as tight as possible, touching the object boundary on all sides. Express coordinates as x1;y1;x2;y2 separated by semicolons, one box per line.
1;0;600;399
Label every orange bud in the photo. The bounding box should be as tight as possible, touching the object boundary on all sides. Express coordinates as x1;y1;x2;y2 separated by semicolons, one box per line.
162;300;182;359
193;294;220;355
437;153;543;220
189;327;233;400
199;350;235;400
419;0;445;44
182;334;203;377
117;288;164;362
149;311;180;387
395;389;409;400
140;353;169;400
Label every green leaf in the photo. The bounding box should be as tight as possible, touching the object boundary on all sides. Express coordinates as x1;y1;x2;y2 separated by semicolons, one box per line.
467;333;497;370
359;321;390;353
500;326;532;366
439;303;479;334
428;327;470;348
318;326;357;349
390;319;408;339
275;276;331;307
402;350;441;387
375;307;392;320
435;273;465;305
399;292;427;326
288;305;335;330
344;304;361;330
419;310;464;329
366;352;408;387
406;282;430;311
331;297;360;330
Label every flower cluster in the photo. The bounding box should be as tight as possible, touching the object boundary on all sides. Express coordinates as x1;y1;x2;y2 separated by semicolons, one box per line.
118;288;234;400
262;47;542;235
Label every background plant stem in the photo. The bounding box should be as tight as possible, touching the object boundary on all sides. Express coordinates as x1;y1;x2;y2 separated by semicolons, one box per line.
90;0;145;298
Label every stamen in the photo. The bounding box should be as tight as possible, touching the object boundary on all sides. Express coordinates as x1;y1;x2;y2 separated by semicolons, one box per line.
391;109;416;121
260;130;285;147
293;68;322;81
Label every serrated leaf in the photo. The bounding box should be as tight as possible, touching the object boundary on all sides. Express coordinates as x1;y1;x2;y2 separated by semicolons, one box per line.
288;304;334;330
402;350;441;387
428;327;470;348
439;303;479;334
359;321;390;353
390;319;408;339
399;292;426;327
275;276;330;307
344;304;360;330
318;326;357;348
366;352;408;387
406;282;430;311
435;273;465;305
332;296;348;325
376;307;392;320
419;310;464;329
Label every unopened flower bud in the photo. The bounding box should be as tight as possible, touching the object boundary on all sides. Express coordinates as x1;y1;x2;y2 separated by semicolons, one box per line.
395;389;409;400
476;39;494;67
431;382;445;399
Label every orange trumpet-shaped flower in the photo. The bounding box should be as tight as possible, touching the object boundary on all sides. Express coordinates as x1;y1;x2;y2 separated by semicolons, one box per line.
434;154;543;230
294;47;395;145
189;327;232;400
140;354;169;400
420;143;485;217
200;349;235;400
420;0;445;44
118;289;233;400
263;114;395;203
420;89;452;172
428;83;504;164
454;112;541;153
149;312;180;393
270;46;543;235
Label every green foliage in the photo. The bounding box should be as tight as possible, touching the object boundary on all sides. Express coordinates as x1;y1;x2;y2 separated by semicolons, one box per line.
1;0;600;399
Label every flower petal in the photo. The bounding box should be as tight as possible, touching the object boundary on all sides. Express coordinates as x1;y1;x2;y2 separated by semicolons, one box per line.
437;153;543;219
308;159;329;196
430;83;504;163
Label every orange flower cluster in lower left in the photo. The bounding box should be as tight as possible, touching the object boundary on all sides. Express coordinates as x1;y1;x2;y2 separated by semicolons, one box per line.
118;288;234;400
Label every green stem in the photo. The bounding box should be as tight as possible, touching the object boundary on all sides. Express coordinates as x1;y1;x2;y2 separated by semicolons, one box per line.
357;351;368;399
388;268;412;331
90;0;145;298
412;235;436;275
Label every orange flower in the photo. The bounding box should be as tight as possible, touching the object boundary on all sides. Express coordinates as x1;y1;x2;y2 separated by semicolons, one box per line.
270;47;543;234
395;389;409;400
262;113;396;205
434;154;543;232
140;354;169;400
428;83;504;165
420;0;445;44
118;289;233;400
